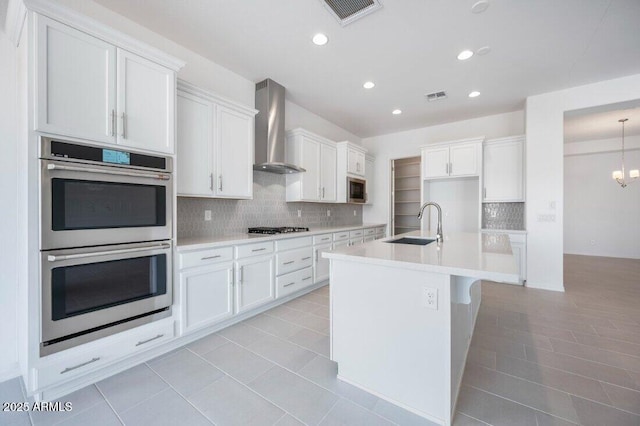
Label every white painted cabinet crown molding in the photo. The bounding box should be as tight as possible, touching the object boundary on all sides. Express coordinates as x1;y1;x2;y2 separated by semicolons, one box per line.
176;80;257;199
421;137;484;180
482;135;525;202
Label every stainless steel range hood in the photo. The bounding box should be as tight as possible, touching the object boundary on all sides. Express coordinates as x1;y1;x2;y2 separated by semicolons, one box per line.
254;79;305;174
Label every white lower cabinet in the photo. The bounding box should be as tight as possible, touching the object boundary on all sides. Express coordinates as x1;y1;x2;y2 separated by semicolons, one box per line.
276;267;314;298
235;255;275;313
508;234;527;284
313;243;332;283
179;262;234;334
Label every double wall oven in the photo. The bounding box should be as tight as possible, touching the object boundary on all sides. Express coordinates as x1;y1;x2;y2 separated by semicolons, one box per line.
40;138;173;355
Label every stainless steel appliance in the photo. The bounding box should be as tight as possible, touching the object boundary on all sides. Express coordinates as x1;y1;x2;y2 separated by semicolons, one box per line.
39;138;174;355
247;227;309;235
40;241;172;355
347;177;367;203
40;138;172;250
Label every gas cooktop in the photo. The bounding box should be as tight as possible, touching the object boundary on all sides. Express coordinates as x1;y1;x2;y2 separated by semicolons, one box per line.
248;227;310;235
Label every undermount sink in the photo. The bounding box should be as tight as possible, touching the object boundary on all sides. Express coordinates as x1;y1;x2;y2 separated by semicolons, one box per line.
385;237;436;246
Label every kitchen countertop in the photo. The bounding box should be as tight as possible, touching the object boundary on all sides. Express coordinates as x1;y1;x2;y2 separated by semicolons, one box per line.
176;223;386;251
323;230;519;283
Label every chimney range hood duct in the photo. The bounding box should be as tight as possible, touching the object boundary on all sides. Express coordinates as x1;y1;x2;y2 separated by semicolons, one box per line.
254;79;305;174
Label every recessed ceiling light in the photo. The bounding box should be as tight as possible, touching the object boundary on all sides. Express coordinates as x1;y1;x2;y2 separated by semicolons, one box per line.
363;81;375;89
457;50;474;61
471;0;490;14
468;91;481;98
392;109;402;115
312;33;328;46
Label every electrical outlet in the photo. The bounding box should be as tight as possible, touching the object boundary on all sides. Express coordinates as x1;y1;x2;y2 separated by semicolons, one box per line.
590;239;596;246
353;210;357;216
327;209;331;217
204;210;212;221
424;287;438;310
297;209;302;218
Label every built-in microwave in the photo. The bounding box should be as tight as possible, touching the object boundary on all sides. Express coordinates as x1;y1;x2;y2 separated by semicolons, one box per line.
40;138;173;250
347;177;367;203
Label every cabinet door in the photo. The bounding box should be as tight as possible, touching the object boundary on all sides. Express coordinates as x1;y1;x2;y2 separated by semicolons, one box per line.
347;149;365;176
320;143;337;202
483;140;524;201
422;147;450;178
180;263;234;333
117;49;175;153
510;243;524;284
177;92;213;196
216;105;254;198
313;243;332;283
235;255;275;313
301;138;321;201
36;15;116;144
450;143;479;177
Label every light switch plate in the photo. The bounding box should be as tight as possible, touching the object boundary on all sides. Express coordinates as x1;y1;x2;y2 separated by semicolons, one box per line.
204;210;212;221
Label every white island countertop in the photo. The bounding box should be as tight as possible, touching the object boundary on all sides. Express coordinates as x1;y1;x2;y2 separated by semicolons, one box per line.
324;230;519;284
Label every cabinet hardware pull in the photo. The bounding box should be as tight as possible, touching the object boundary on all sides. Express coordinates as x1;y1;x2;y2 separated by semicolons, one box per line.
218;175;223;191
252;247;266;252
302;276;311;281
322;187;325;198
449;162;452;174
483;187;487;198
121;112;127;139
283;282;296;288
210;173;214;191
283;260;295;265
301;257;311;261
321;237;330;241
110;110;116;136
61;357;100;374
239;266;244;283
136;334;164;347
445;163;449;174
315;250;319;262
201;255;221;260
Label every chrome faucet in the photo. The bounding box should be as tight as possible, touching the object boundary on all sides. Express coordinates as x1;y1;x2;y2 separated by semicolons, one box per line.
417;202;443;243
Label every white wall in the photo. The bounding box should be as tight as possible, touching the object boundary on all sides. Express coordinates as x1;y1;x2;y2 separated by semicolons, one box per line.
526;73;640;292
564;144;640;259
0;27;20;380
362;111;525;225
285;101;361;144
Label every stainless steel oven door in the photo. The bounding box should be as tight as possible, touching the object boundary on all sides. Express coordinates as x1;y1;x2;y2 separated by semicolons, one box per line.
41;241;173;345
347;177;366;203
41;159;172;250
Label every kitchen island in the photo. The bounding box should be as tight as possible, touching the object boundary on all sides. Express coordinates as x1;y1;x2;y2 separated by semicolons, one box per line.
323;231;519;426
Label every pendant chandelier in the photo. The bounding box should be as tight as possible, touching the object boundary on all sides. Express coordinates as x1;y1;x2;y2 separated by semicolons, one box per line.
612;118;639;188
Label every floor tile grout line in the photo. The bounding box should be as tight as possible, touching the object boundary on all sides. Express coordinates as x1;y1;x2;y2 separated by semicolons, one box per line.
471;363;640;417
92;384;126;426
314;397;340;425
187;329;388;421
546;335;640;363
522;345;640;392
249;312;330;338
462;384;582;425
41;385;110;426
476;320;581;345
240;316;330;355
454;411;492;426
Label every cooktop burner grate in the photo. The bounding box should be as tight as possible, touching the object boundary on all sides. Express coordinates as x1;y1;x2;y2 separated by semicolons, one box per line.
247;227;310;235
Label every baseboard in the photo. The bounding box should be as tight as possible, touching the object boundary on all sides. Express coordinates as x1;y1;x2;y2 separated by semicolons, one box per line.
525;280;565;292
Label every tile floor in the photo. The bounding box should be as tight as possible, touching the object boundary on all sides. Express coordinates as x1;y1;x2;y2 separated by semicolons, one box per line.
2;254;640;425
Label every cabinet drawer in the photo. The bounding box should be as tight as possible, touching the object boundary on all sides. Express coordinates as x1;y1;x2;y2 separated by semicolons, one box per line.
333;240;349;249
236;241;274;259
333;231;350;242
364;236;375;243
179;247;233;269
349;229;364;238
313;233;333;245
276;266;313;298
349;238;363;246
276;247;313;276
364;228;376;236
276;236;312;251
37;347;116;389
375;226;385;235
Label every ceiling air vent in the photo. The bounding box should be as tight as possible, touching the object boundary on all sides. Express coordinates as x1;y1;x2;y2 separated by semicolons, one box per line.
321;0;383;26
425;91;448;102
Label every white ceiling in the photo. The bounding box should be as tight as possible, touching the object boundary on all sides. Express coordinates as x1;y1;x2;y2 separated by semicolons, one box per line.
564;101;640;143
92;0;640;138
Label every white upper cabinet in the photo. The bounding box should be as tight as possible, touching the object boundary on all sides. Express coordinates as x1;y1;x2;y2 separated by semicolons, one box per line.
336;141;368;203
286;129;337;202
176;81;257;199
176;92;212;196
347;148;366;176
365;155;375;204
320;143;337;202
35;14;182;154
116;50;175;154
36;15;116;144
215;105;254;198
421;139;482;179
483;136;525;202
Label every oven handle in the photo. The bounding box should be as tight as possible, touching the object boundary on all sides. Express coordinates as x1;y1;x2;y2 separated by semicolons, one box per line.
46;163;170;181
47;243;171;262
